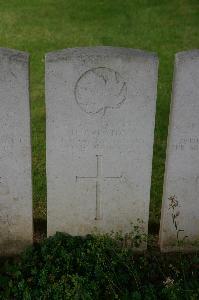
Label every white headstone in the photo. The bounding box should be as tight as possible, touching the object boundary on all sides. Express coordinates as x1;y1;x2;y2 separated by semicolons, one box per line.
46;47;158;249
0;48;32;255
159;50;199;252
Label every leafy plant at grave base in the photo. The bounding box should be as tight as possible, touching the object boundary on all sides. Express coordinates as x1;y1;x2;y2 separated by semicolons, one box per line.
168;195;188;246
0;231;199;300
168;196;199;250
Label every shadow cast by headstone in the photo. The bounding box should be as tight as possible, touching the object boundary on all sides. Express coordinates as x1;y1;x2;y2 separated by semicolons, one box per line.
33;218;47;244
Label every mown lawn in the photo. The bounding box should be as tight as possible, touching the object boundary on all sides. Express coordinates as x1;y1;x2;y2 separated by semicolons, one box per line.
0;0;198;229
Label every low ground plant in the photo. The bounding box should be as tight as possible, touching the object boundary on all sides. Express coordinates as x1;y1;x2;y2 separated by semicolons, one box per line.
0;232;199;299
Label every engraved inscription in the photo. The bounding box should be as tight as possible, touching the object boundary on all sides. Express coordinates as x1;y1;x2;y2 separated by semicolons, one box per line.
74;67;127;115
76;155;122;220
69;127;126;152
172;136;199;152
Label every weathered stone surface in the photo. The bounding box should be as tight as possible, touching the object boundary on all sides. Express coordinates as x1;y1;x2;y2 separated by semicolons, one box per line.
46;47;158;249
0;48;32;255
159;50;199;252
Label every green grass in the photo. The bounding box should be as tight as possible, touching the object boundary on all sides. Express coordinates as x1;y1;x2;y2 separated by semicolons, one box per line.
0;0;198;227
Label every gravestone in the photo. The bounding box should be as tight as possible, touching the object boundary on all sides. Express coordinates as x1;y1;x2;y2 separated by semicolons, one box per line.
159;50;199;252
0;48;32;255
46;47;158;249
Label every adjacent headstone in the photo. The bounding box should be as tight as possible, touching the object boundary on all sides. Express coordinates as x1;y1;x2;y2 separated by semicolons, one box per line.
0;48;32;255
159;50;199;252
46;47;158;249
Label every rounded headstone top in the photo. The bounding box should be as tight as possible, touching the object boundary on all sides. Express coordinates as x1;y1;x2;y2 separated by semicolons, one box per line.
175;49;199;63
45;46;158;63
0;48;29;63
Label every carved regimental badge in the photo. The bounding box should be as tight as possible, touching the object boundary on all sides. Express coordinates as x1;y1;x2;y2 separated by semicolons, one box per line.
74;67;127;116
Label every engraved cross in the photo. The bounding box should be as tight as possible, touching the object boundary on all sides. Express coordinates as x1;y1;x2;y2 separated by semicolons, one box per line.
76;155;121;220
